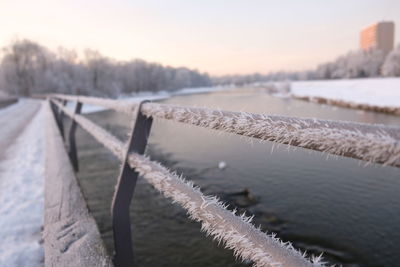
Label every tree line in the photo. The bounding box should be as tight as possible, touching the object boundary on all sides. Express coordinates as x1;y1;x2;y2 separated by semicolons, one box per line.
2;39;399;95
0;39;212;97
213;46;400;85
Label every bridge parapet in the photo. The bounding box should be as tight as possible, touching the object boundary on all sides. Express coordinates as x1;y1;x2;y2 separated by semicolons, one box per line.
44;101;112;267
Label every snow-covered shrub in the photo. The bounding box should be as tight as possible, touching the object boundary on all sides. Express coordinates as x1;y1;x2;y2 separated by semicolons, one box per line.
382;45;400;77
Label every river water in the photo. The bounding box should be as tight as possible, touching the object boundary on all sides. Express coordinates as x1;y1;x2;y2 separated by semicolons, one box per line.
75;90;400;266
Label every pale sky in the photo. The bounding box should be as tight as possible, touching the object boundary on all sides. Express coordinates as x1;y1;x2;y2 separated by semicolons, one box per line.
0;0;399;75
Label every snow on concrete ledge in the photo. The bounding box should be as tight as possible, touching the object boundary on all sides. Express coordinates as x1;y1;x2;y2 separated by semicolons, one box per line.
291;78;400;113
43;101;112;267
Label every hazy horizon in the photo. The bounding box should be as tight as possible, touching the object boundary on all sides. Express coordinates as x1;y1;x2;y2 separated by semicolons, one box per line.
1;0;399;75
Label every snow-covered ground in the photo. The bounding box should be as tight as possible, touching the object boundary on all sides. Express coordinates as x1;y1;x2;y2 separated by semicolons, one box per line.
291;78;400;108
0;102;45;266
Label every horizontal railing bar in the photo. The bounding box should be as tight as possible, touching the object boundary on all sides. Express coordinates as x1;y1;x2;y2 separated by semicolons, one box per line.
50;94;400;168
50;94;139;114
126;153;319;266
50;98;322;267
141;103;400;168
51;99;124;159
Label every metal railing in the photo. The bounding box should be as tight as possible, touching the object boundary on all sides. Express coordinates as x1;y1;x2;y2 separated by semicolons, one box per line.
48;94;400;267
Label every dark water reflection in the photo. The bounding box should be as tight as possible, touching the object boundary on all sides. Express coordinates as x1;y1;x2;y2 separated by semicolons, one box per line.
75;91;400;266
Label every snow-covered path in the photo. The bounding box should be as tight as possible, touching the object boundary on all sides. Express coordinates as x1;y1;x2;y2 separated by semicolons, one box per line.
0;100;45;266
0;99;41;160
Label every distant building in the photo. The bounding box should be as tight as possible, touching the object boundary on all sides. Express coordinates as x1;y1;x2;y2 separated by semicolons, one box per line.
360;21;395;55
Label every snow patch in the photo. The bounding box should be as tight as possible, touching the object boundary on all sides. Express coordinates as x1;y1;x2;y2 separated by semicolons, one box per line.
0;102;45;266
0;100;22;115
291;78;400;108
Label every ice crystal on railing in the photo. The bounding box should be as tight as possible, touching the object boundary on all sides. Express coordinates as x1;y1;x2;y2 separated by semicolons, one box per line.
128;154;325;267
52;96;400;266
141;103;400;167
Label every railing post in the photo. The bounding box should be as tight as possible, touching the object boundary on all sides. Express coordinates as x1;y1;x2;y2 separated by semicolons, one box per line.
58;100;68;140
111;101;153;267
68;101;83;172
50;99;61;132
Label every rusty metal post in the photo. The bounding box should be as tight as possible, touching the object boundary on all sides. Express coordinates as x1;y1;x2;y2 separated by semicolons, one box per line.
68;101;82;172
111;101;153;267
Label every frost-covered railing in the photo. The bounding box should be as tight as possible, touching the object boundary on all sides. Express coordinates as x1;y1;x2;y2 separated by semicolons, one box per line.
50;94;400;168
48;94;400;267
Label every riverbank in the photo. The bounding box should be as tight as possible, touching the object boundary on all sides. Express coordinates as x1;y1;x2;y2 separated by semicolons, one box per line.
290;78;400;116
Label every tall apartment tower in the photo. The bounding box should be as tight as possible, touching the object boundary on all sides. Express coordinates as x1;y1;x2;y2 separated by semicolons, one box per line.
360;21;395;55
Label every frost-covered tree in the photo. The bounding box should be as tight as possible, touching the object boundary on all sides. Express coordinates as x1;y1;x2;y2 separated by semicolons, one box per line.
0;39;53;96
83;49;122;97
0;39;211;97
212;48;388;86
50;48;87;95
382;45;400;77
314;49;385;79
